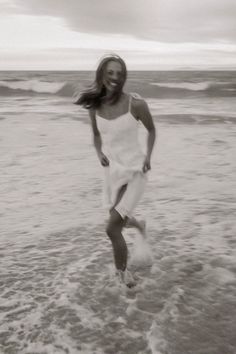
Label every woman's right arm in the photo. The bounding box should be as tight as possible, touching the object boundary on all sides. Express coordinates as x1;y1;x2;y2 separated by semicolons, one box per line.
89;109;109;167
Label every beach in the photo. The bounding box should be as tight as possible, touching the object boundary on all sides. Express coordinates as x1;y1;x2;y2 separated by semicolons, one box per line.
0;71;236;354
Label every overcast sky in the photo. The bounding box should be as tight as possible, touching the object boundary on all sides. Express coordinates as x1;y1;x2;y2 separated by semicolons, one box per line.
0;0;236;69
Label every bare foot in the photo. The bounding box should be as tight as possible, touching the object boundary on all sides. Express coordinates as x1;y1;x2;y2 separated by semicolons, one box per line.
116;269;137;288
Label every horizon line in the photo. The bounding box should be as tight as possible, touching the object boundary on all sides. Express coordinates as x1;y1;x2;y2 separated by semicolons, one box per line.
0;68;236;72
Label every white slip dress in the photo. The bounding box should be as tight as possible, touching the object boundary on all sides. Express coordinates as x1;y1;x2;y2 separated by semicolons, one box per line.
96;94;146;209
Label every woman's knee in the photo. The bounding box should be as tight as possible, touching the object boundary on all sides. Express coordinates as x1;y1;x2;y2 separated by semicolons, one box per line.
106;209;124;238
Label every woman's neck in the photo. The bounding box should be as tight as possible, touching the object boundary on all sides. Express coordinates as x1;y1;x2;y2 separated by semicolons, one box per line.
103;91;124;105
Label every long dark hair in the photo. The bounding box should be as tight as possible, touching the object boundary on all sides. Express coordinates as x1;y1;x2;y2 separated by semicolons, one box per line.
74;54;127;109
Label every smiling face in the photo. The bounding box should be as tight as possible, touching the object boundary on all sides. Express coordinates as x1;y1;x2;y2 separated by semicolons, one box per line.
102;60;126;95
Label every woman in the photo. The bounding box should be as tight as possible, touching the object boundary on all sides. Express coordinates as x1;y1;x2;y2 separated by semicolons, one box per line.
75;54;156;287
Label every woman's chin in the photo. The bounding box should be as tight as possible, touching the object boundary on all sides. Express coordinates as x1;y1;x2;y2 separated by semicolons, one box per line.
107;86;118;93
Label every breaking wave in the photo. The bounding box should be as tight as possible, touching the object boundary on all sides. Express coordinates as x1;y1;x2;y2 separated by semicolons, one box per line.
0;79;75;97
149;80;236;97
151;81;213;91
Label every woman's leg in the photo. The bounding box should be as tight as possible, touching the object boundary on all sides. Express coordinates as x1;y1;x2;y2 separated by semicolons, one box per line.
125;217;146;236
109;176;147;236
106;183;145;287
106;208;127;271
106;208;136;287
115;172;147;235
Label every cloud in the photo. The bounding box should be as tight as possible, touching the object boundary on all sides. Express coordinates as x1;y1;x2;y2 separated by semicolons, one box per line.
11;0;236;43
0;0;21;14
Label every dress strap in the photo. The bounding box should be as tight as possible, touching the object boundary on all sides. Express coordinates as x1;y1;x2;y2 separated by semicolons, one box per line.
128;94;132;112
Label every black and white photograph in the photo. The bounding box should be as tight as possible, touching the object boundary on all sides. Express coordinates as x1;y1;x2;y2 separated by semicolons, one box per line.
0;0;236;353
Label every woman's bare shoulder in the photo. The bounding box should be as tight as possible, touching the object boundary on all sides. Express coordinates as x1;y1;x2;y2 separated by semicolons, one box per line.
130;92;142;100
130;93;148;112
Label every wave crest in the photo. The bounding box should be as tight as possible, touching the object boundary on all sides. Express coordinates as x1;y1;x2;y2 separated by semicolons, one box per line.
150;81;236;93
0;79;75;97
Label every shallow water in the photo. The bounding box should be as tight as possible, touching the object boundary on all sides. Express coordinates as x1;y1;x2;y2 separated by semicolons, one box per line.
1;113;236;353
1;223;235;354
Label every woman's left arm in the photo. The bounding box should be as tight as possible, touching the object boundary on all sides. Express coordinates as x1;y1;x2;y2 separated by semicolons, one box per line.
134;99;156;173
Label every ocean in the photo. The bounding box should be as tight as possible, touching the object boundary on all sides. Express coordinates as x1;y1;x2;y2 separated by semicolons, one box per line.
0;71;236;354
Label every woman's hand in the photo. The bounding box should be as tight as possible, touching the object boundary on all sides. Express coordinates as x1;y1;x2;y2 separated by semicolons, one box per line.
142;156;151;173
98;152;110;167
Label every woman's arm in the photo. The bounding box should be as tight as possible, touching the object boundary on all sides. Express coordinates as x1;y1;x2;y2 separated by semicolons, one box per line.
132;98;156;172
89;109;109;166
